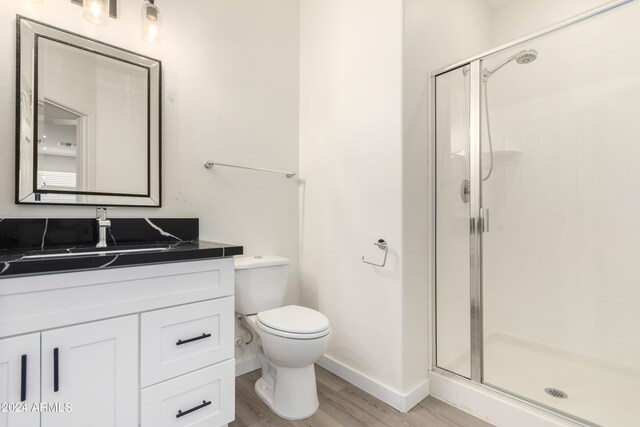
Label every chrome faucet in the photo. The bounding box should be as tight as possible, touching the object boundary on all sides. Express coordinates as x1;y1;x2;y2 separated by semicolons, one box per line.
96;208;111;248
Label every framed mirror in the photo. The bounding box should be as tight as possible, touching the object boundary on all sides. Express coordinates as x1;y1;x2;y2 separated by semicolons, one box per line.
16;16;161;207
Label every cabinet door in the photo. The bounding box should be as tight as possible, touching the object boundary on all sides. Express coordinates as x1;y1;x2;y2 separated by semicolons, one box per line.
0;334;40;427
41;316;138;427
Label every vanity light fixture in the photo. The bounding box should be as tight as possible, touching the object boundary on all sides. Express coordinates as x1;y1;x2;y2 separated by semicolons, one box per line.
70;0;118;25
31;1;155;42
141;0;161;43
83;0;110;26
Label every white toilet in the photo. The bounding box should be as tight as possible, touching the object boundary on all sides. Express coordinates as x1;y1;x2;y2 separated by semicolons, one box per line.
234;255;331;420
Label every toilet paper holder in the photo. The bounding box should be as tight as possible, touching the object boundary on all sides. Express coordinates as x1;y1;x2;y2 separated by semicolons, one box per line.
362;239;388;267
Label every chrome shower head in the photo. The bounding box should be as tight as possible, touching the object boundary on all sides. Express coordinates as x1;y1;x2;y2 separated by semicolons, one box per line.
483;48;538;80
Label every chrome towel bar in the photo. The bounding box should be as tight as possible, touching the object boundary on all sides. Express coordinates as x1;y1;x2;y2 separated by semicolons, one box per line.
204;160;296;178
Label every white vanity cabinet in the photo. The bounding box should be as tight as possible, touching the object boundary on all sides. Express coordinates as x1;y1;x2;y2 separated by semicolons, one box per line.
0;258;235;427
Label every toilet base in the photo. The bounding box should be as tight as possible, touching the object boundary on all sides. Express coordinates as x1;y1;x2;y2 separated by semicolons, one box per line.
254;365;320;420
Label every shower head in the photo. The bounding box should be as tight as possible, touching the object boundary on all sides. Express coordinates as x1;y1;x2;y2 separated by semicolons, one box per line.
515;49;538;64
483;49;538;81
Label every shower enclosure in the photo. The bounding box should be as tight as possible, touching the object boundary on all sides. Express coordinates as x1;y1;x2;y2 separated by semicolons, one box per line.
432;1;640;426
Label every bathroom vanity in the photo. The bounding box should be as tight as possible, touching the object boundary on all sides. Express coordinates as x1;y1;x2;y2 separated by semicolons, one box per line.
0;218;241;427
5;16;240;427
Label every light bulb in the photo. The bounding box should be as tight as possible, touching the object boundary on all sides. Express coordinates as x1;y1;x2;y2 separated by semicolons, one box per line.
90;2;101;17
146;23;158;43
83;0;109;26
25;0;45;3
142;1;161;43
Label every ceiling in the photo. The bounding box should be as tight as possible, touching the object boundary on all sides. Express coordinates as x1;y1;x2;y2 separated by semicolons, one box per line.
484;0;522;10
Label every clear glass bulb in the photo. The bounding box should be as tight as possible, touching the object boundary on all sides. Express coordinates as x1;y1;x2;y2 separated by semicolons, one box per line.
83;0;109;26
141;1;161;43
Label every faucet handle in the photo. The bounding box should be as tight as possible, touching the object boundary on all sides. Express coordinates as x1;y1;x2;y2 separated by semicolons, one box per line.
96;207;108;221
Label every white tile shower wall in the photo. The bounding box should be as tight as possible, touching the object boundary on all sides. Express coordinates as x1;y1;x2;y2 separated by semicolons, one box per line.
0;0;300;306
481;1;640;372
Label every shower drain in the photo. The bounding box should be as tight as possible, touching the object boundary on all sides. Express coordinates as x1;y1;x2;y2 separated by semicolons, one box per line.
544;388;568;399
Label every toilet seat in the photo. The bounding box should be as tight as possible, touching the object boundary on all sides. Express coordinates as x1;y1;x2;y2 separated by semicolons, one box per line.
257;305;330;340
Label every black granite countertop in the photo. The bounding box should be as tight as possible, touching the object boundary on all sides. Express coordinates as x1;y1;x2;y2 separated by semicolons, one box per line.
0;240;243;279
0;218;242;279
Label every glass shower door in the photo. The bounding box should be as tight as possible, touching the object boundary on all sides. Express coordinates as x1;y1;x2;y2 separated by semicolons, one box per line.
434;65;472;379
480;3;640;426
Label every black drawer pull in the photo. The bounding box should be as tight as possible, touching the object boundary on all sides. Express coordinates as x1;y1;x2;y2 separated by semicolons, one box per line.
176;333;211;346
20;354;27;402
53;348;59;392
176;400;211;418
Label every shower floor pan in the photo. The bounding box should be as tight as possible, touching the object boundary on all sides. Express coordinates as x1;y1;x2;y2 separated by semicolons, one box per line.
482;334;640;427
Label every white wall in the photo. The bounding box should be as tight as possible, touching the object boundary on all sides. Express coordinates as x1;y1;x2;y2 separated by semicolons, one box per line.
486;0;612;46
39;154;76;173
299;0;405;392
0;0;300;302
299;0;493;403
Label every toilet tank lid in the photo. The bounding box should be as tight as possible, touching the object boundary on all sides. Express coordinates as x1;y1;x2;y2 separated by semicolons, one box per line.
234;255;290;270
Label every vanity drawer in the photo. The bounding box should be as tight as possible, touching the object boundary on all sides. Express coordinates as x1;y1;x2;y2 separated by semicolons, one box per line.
141;359;235;427
141;298;234;387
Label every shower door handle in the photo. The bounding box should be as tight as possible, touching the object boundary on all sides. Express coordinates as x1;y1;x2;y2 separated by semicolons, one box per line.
480;208;489;233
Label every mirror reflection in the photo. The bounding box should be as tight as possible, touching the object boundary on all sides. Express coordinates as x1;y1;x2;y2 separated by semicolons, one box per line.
36;37;149;197
17;17;161;207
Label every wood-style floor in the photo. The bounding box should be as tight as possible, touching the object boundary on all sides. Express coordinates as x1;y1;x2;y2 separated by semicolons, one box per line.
231;366;494;427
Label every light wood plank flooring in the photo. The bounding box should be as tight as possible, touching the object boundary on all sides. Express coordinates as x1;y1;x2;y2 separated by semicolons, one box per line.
231;366;494;427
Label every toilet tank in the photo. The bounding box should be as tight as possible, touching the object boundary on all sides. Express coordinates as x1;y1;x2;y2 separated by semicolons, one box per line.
234;255;290;315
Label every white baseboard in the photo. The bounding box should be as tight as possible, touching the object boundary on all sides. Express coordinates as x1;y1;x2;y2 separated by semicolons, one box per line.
404;379;431;412
235;354;260;377
317;355;430;413
429;371;583;427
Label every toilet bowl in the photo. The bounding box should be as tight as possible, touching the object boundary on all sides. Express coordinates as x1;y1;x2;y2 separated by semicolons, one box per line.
244;306;330;419
234;256;331;420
